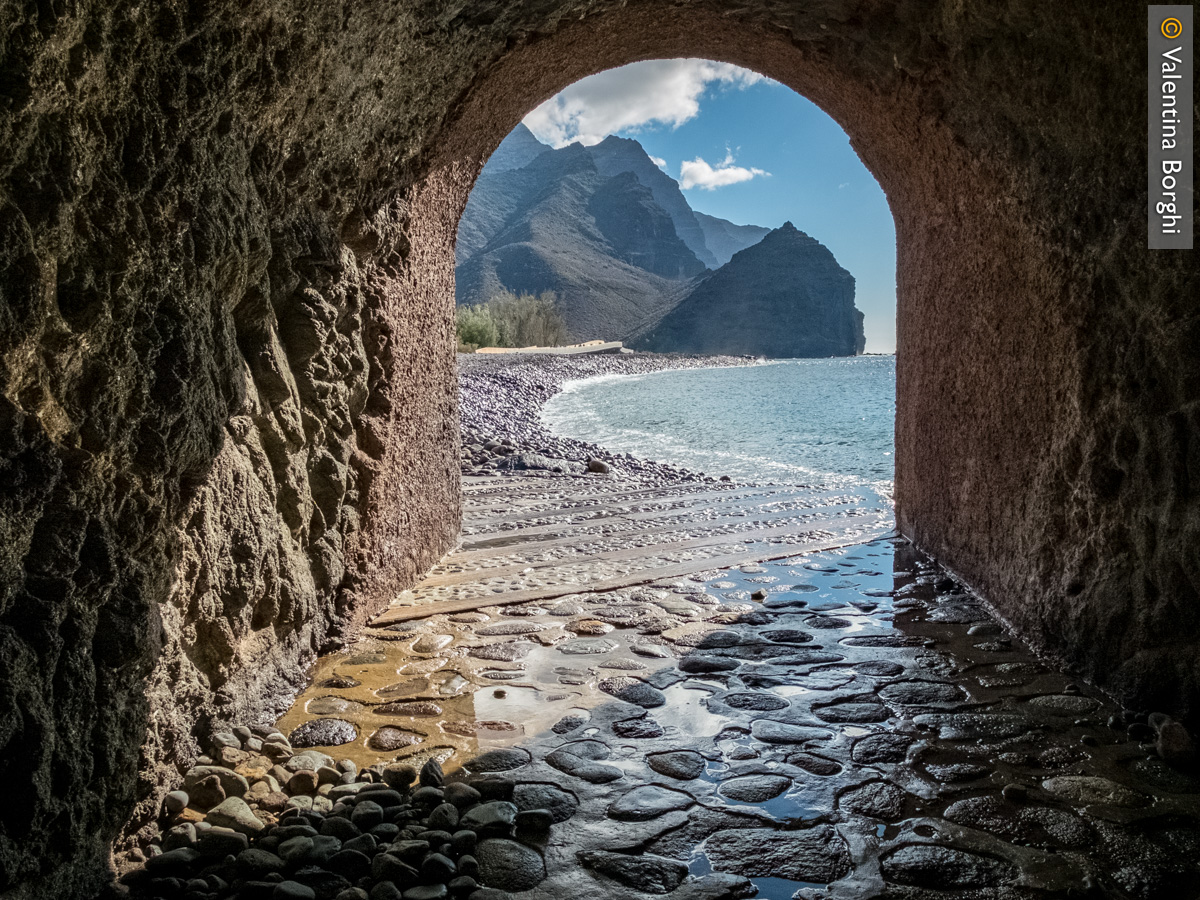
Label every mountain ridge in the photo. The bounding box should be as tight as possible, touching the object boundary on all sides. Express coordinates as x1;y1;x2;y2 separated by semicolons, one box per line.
456;129;864;357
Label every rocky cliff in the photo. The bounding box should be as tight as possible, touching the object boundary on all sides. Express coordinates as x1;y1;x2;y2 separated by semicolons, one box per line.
455;131;778;341
588;171;709;280
585;134;719;268
633;223;865;356
455;143;702;340
453;132;782;343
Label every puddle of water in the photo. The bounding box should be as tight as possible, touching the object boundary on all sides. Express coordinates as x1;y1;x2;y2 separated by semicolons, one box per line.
470;684;582;739
751;877;827;899
656;683;734;738
689;845;825;898
774;685;815;697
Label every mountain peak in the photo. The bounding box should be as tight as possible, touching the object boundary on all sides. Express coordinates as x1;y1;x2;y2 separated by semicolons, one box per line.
594;134;639;149
522;141;596;178
486;123;551;172
632;218;864;357
585;138;718;269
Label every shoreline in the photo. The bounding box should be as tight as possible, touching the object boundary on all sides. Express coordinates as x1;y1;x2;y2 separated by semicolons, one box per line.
457;350;759;484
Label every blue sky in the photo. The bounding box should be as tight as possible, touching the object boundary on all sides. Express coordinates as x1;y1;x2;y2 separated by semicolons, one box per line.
523;60;897;353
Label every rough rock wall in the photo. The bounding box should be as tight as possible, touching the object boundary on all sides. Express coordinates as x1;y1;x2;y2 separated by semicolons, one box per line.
0;0;1195;897
0;2;463;895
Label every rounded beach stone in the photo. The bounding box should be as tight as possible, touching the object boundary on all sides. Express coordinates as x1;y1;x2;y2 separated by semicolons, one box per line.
719;774;791;802
164;790;188;815
273;882;316;900
1040;776;1148;808
183;765;249;799
368;727;424;752
428;802;460;831
470;642;536;661
466;748;531;773
287;770;320;795
647;750;706;781
703;826;851;883
607;785;695;821
880;844;1016;888
289;718;358;748
750;720;832;744
598;677;666;708
460;800;518;832
813;700;891;723
475;838;546;891
837;781;908;819
721;692;789;712
189;777;225;811
852;733;913;763
578;850;688;893
512;783;579;823
206;796;265;835
613;716;665;739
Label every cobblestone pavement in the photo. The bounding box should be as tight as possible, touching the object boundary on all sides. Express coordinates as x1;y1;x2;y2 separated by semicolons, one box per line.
126;474;1200;900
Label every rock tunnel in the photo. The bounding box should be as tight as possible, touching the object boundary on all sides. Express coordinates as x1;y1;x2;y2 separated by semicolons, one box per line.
0;0;1195;895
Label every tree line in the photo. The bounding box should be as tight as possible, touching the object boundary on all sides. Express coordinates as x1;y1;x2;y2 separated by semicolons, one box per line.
455;290;570;352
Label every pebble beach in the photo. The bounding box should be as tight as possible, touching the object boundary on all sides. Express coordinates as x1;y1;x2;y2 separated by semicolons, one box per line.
457;351;756;484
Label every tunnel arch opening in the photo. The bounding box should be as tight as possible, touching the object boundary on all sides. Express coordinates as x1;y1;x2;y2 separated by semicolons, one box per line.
383;3;1072;679
453;56;898;355
359;0;1195;738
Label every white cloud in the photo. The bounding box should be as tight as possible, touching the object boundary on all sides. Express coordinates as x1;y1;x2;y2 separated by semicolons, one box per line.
679;150;770;191
649;155;667;169
524;59;765;148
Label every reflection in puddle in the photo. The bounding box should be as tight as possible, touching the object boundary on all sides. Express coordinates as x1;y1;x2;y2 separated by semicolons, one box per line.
656;683;732;738
261;528;1200;896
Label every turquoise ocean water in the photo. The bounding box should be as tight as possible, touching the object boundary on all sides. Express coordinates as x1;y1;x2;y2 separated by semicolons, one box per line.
542;356;896;504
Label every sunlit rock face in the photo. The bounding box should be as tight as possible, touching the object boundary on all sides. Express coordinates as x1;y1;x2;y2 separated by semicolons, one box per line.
0;0;1192;895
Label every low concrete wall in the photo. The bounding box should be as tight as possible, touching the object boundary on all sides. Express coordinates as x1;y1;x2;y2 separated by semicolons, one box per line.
475;341;625;355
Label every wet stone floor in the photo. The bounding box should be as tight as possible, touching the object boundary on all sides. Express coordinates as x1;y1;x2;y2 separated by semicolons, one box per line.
129;476;1200;900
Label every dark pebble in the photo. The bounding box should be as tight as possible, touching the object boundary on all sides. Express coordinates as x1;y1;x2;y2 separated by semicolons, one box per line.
445;783;483;808
515;809;553;834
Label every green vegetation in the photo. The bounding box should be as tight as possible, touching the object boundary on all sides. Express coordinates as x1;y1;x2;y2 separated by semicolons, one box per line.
455;304;499;351
455;290;569;352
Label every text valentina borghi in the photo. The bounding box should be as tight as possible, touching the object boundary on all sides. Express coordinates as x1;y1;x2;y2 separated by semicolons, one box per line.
1157;45;1185;235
